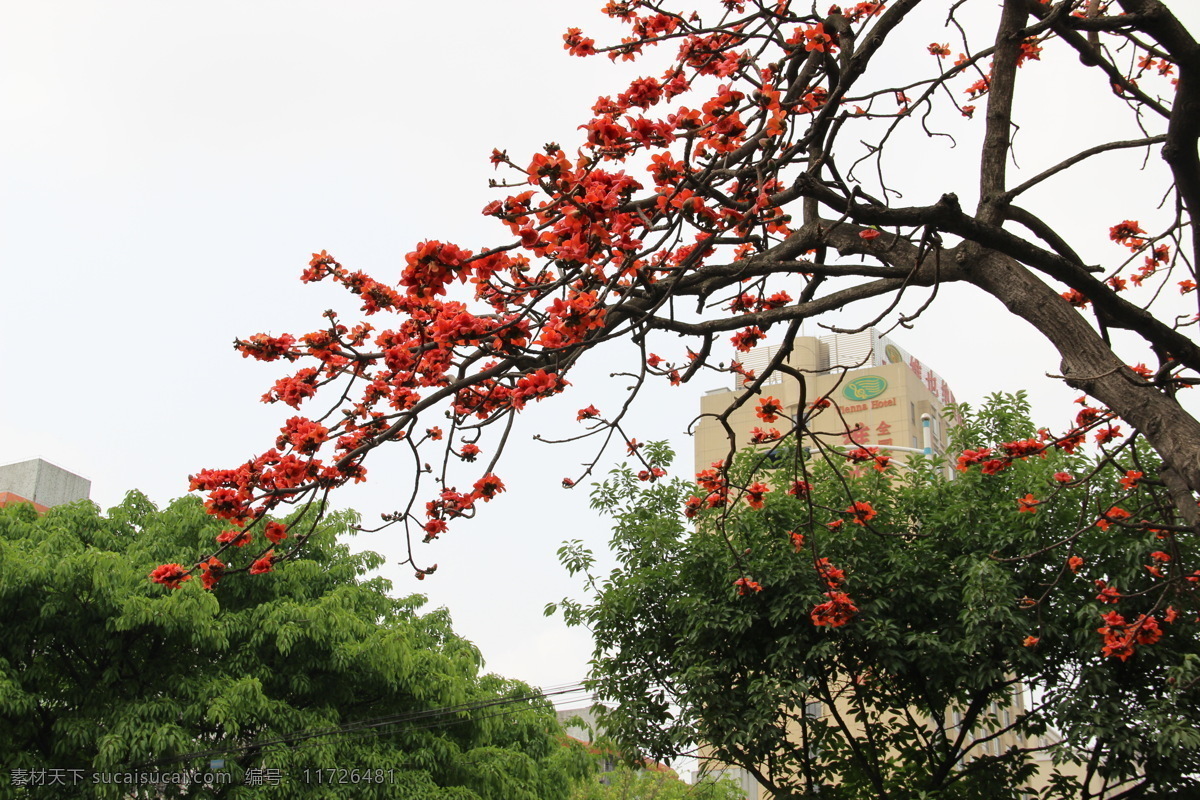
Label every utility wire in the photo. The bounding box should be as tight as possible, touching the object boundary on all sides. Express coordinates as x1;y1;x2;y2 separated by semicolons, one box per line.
132;682;592;769
217;692;599;766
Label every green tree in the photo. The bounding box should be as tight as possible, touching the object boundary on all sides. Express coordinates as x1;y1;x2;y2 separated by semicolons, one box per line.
570;763;743;800
556;397;1200;799
0;494;591;799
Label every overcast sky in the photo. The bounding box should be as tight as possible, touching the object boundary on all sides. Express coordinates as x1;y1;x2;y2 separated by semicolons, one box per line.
4;0;1197;709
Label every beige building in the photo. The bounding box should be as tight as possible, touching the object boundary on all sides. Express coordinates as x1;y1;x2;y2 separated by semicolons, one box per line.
695;329;956;476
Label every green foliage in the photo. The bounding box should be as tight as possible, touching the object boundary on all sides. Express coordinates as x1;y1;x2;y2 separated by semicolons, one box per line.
558;394;1200;799
0;495;591;799
569;763;743;800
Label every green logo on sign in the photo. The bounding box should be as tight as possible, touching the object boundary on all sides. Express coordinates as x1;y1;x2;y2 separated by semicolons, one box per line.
884;344;903;364
843;376;888;402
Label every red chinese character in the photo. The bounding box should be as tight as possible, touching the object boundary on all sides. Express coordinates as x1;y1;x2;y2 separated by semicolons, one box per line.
841;426;870;445
877;438;894;445
876;421;892;435
925;369;938;394
909;357;923;379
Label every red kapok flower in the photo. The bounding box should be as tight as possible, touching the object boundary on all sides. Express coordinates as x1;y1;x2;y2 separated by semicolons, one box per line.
249;550;275;575
217;528;252;548
814;557;845;588
745;481;770;509
1017;493;1039;513
756;396;784;423
424;518;448;539
263;521;288;544
734;577;763;595
1061;289;1089;308
802;22;836;53
577;405;601;421
811;591;857;627
472;473;506;501
149;563;191;589
749;427;781;444
199;557;225;590
1133;615;1162;645
846;501;877;526
1095;506;1131;531
1120;470;1143;490
956;448;992;471
731;326;766;352
1109;219;1145;246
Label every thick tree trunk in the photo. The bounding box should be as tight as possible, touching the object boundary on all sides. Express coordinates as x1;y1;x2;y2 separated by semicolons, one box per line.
965;248;1200;506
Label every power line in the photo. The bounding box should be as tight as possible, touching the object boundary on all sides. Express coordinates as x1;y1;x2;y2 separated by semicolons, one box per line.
132;682;592;768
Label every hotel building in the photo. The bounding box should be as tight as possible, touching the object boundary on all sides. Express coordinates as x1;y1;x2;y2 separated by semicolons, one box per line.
694;328;957;476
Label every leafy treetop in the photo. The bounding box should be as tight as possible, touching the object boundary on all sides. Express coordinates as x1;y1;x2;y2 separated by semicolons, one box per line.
554;394;1200;798
0;494;591;800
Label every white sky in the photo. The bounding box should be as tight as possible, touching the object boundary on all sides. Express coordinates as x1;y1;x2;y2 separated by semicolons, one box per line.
3;0;1197;708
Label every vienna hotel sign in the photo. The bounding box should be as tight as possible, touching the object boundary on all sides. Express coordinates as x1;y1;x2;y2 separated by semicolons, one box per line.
839;376;895;414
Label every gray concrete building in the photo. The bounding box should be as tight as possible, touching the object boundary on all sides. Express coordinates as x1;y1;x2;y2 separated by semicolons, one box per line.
0;458;91;509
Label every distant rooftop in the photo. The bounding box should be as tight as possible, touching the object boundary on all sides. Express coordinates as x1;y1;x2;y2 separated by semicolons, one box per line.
0;459;90;509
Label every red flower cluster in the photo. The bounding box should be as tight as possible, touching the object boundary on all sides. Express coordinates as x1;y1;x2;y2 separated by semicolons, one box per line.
956;448;992;471
249;551;275;575
811;591;858;627
1109;219;1146;249
149;563;190;589
744;481;770;508
199;557;225;590
787;480;811;497
693;462;729;511
734;577;763;595
1095;506;1131;531
167;1;1183;598
1098;611;1163;661
217;528;252;547
846;446;890;471
814;557;845;589
749;427;781;444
